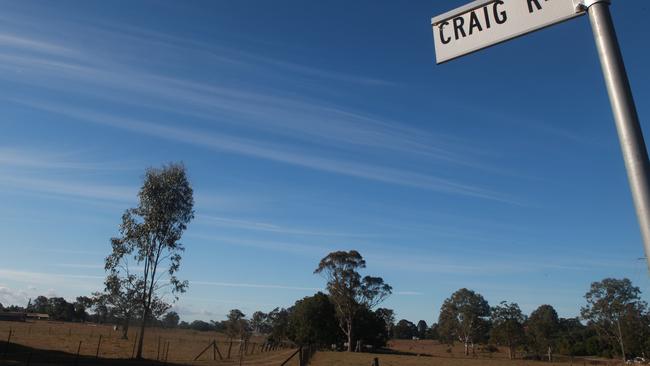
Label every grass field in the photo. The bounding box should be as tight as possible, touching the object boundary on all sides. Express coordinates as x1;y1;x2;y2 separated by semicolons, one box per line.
310;340;624;366
0;321;624;366
0;320;299;365
310;352;575;366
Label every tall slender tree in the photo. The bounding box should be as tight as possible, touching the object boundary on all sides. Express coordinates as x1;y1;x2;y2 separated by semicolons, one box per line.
314;250;392;352
106;163;194;359
581;278;647;364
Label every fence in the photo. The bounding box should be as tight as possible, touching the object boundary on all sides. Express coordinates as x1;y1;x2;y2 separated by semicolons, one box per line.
0;322;304;365
280;345;316;366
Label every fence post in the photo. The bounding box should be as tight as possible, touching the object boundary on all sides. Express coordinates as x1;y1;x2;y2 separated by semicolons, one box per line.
157;336;162;361
95;334;102;359
74;340;82;366
193;340;215;361
2;329;13;360
239;339;244;366
213;340;224;360
279;347;301;366
131;332;138;359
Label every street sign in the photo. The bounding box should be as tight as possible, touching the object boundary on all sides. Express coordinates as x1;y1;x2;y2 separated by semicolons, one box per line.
431;0;650;272
432;0;584;64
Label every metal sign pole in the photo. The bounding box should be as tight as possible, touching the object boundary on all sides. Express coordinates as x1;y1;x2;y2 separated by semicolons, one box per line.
584;0;650;270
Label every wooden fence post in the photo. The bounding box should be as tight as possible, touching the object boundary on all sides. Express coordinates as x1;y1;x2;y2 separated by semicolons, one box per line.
165;341;170;362
239;340;244;366
2;329;13;360
213;340;224;360
95;334;103;359
74;341;82;366
157;336;162;360
131;332;138;359
193;340;215;361
279;347;301;366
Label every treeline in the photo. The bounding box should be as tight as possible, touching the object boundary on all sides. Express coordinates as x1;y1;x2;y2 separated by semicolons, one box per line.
389;278;649;362
0;295;177;330
171;294;389;349
4;247;647;363
0;296;90;323
125;250;393;352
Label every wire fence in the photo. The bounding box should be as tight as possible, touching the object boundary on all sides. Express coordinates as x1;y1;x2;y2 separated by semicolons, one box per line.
0;322;303;365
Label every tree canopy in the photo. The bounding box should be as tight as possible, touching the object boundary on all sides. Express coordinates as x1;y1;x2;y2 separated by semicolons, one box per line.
314;250;392;351
438;288;490;355
106;162;194;359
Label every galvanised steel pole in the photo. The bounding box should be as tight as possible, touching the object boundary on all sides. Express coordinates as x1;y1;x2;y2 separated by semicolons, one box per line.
585;0;650;270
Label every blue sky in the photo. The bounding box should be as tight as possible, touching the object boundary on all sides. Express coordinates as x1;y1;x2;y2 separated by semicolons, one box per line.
1;0;650;325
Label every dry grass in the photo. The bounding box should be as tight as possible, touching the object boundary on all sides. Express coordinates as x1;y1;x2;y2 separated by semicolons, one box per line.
0;322;623;366
310;352;569;366
310;341;624;366
0;320;296;365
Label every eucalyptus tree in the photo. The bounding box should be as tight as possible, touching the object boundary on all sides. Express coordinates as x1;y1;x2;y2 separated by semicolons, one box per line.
375;308;396;337
527;304;560;361
438;288;490;356
106;163;194;359
581;278;648;363
93;274;142;339
490;301;526;359
314;250;392;351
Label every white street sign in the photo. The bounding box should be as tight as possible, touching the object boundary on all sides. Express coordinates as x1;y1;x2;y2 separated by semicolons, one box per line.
432;0;584;64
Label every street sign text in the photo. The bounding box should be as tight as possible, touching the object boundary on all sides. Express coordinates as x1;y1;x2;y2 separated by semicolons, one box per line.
432;0;584;63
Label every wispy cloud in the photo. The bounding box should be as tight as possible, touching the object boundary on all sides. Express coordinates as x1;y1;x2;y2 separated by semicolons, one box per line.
0;173;136;202
0;269;103;293
394;291;424;296
0;33;75;57
0;24;518;203
53;263;105;270
0;147;137;171
187;234;328;256
7;99;516;203
195;214;370;238
190;281;320;292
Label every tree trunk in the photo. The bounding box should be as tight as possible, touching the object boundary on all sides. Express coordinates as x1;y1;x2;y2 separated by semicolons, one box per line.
136;308;148;359
121;318;130;340
508;345;514;360
616;319;626;364
346;320;353;352
547;346;552;362
464;341;469;356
